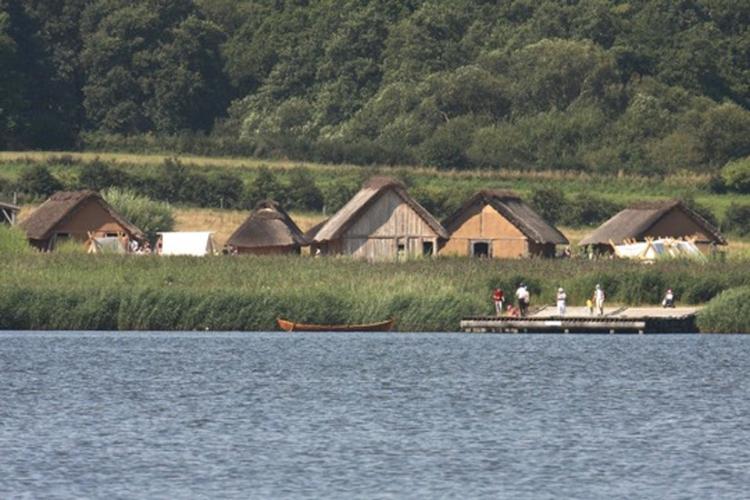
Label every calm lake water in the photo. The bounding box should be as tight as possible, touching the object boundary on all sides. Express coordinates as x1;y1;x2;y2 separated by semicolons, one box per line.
1;332;749;499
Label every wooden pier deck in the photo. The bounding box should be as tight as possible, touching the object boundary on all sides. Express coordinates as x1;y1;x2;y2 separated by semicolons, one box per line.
460;306;701;334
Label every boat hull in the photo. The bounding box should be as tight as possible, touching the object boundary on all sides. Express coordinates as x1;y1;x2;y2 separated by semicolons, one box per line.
277;318;395;332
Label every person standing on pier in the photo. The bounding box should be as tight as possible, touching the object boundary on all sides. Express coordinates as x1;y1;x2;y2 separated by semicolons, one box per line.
593;284;605;316
492;288;505;316
556;287;567;316
516;283;530;317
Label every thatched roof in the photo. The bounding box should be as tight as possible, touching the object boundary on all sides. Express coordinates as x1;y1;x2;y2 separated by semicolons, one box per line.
19;190;144;240
443;190;569;245
311;177;448;242
304;218;328;242
226;200;308;248
579;199;726;246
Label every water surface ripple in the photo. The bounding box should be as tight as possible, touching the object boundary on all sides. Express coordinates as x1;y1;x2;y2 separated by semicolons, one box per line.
1;332;749;499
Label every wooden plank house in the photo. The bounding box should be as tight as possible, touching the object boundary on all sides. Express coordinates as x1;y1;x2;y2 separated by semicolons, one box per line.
226;200;308;255
440;190;568;258
579;200;727;254
309;177;448;260
19;190;144;251
1;200;20;226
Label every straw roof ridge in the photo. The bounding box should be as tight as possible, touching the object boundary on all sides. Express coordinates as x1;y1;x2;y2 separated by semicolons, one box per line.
443;191;568;244
313;176;448;242
579;199;726;246
19;190;144;240
226;199;308;248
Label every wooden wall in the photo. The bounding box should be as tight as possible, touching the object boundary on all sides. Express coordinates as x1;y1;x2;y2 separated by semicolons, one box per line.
54;199;131;240
441;203;532;258
646;208;717;244
330;189;440;260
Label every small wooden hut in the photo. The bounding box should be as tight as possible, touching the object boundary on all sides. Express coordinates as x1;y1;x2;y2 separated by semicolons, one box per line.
441;190;569;258
1;200;20;226
579;200;727;254
19;190;144;251
309;177;448;260
226;200;307;255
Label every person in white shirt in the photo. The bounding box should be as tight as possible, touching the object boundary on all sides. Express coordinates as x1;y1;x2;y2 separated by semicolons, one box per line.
593;284;605;316
516;284;530;317
556;287;567;316
662;288;675;308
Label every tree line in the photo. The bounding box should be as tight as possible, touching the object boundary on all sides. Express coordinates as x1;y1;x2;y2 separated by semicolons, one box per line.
2;0;750;174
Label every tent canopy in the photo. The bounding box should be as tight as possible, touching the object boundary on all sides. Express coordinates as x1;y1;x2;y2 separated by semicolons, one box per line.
157;232;216;256
612;238;706;262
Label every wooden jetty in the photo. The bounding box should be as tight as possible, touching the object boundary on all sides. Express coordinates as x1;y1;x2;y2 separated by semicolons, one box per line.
460;306;701;334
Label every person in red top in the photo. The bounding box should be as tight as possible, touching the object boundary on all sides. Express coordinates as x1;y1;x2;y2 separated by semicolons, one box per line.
492;288;505;316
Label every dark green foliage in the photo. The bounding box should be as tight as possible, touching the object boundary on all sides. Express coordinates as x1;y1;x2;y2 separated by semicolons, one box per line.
560;193;621;227
321;180;359;214
285;167;324;211
531;187;566;225
243;166;283;208
698;287;750;333
17;165;63;197
723;204;750;237
3;0;750;175
78;159;131;191
79;0;230;134
721;157;750;193
204;172;244;209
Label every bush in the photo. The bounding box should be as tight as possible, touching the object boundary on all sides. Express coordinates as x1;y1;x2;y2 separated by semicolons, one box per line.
697;287;750;333
723;203;750;236
17;165;63;198
0;225;32;256
322;180;359;214
78;159;131;191
204;172;244;209
531;187;567;225
102;188;174;242
721;156;750;193
243;166;284;208
285;167;324;211
560;193;621;227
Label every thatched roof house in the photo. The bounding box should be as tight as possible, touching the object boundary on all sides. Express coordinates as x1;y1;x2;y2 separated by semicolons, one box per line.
579;200;726;252
19;190;144;251
226;200;307;255
309;177;448;260
441;190;568;258
1;200;20;225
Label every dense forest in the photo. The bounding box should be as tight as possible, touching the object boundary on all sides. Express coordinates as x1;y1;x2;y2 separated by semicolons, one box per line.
1;0;750;174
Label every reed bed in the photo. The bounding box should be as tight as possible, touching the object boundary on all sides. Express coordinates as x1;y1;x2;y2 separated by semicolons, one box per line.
1;254;748;332
698;287;750;333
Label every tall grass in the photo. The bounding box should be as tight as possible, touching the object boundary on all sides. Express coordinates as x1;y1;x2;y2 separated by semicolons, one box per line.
0;225;32;256
697;287;750;333
1;254;748;331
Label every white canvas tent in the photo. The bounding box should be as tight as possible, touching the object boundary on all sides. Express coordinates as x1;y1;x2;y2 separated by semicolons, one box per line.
157;232;216;256
612;237;706;263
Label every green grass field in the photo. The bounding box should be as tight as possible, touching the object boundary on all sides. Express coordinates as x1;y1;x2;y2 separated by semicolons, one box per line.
1;150;747;219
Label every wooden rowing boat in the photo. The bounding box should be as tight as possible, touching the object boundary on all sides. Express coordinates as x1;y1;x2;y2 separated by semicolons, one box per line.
277;318;395;332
